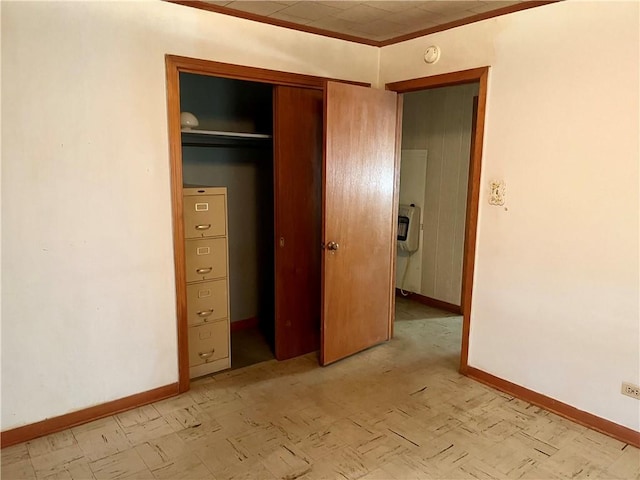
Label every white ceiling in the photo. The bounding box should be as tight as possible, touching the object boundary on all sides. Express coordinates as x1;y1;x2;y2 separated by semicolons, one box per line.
202;1;527;43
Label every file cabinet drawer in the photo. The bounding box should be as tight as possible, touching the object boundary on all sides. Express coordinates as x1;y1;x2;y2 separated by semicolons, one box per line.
185;238;227;282
188;321;229;367
186;280;228;326
183;194;226;239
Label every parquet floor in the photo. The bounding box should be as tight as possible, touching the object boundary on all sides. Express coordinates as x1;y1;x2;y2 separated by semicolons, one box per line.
2;298;638;479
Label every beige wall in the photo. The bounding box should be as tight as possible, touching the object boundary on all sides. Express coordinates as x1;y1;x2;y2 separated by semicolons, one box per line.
382;1;640;431
399;84;478;304
1;1;378;430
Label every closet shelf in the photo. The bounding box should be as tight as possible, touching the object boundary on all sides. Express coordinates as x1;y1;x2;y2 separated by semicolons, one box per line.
181;129;273;148
182;129;272;139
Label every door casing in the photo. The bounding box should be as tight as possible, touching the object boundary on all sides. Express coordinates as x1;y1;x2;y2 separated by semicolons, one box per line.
165;55;368;392
386;66;489;374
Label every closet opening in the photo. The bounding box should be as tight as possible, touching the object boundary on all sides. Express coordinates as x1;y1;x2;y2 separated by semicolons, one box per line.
180;72;276;373
168;56;331;390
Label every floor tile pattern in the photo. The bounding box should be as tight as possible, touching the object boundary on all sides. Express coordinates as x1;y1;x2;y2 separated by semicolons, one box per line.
2;297;638;479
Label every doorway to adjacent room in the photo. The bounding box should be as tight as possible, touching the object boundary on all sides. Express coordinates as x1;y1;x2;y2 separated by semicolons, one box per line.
387;67;488;373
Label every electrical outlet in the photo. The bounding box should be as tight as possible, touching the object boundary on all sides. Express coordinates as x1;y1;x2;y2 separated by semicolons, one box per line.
621;382;640;399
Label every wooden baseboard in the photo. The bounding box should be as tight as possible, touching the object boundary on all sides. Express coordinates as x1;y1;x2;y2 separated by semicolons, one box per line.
1;383;179;448
395;289;462;315
466;367;640;448
230;316;259;332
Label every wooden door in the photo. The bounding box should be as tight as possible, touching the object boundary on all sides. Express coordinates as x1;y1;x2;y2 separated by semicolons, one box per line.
321;81;399;365
273;86;323;360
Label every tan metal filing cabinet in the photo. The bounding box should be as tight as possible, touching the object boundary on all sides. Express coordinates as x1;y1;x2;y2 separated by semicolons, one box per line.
183;187;231;378
184;238;227;283
183;193;226;239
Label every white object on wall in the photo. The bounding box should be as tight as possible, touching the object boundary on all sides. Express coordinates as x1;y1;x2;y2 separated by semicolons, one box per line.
397;204;422;294
396;150;427;293
397;204;421;253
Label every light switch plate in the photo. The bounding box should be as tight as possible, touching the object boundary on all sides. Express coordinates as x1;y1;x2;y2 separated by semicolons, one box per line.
489;180;506;206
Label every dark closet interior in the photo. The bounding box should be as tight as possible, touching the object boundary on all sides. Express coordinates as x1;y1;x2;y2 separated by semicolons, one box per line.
180;72;276;368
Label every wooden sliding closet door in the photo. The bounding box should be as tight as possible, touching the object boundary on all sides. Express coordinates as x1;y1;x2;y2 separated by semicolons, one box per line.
321;81;399;365
273;86;323;360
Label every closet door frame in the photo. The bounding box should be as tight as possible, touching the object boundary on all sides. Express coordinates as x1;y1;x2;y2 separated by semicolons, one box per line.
165;54;368;392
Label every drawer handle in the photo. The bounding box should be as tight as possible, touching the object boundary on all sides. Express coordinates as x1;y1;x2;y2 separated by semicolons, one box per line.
197;309;214;318
195;224;211;231
199;350;215;360
196;267;212;274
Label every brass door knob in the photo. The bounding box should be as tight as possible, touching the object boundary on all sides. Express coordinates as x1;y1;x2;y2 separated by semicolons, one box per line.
326;241;339;251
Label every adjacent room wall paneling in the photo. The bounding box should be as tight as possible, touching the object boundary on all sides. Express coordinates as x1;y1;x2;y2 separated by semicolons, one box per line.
401;83;478;305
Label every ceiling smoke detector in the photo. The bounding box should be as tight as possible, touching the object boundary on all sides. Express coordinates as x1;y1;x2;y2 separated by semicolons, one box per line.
424;46;441;64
